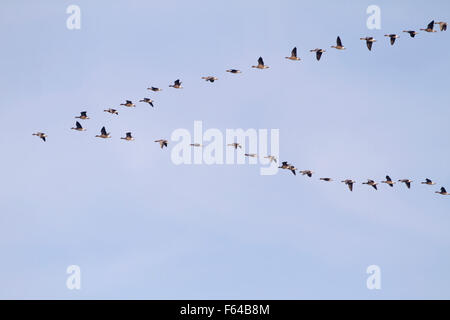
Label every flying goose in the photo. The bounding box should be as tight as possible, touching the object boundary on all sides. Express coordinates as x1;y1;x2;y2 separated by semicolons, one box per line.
75;111;89;120
278;161;291;169
226;69;242;74
435;21;447;31
436;187;450;195
120;100;135;107
341;179;355;192
95;126;111;139
402;30;419;38
202;76;218;82
398;179;413;189
300;170;314;177
278;162;296;175
227;142;242;149
288;165;297;175
310;48;325;61
381;175;395;187
420;20;436;32
155;139;168;149
190;143;202;147
384;34;400;45
71;121;86;131
421;178;436;185
331;36;345;50
139;98;154;107
32;132;47;142
264;155;277;163
245;153;257;157
104;108;119;115
169;79;183;88
121;132;134;141
360;37;376;51
363;179;378;190
252;57;269;69
320;178;333;182
147;86;162;92
285;47;301;60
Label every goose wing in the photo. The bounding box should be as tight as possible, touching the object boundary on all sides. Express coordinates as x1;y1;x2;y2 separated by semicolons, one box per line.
316;51;322;61
76;121;82;129
258;57;264;66
336;36;343;47
101;126;107;135
291;47;297;58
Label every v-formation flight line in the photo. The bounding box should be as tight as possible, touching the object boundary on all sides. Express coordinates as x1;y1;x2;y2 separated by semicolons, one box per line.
32;19;447;196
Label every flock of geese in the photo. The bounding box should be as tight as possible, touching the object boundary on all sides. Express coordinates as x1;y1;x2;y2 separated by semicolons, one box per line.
32;19;449;196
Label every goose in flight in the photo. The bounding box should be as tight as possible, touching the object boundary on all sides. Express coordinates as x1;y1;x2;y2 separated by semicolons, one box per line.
285;47;301;60
331;36;345;50
245;153;257;157
32;132;47;142
264;155;277;163
421;178;436;185
147;86;162;92
202;76;218;83
436;187;450;195
226;69;241;74
71;121;86;131
95;126;111;139
402;30;419;38
252;57;269;69
190;143;202;147
169;79;183;89
420;20;436;33
121;132;134;141
278;162;296;175
320;178;333;182
120;100;135;107
435;21;447;31
75;111;89;120
360;37;376;51
310;48;325;61
139;98;154;107
288;165;297;176
341;179;355;192
227;142;242;149
363;179;378;190
398;179;413;189
300;170;314;177
384;34;400;45
155;139;168;149
104;108;119;115
381;175;395;187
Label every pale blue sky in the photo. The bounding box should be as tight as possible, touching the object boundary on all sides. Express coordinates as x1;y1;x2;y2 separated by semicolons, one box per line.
0;0;449;299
